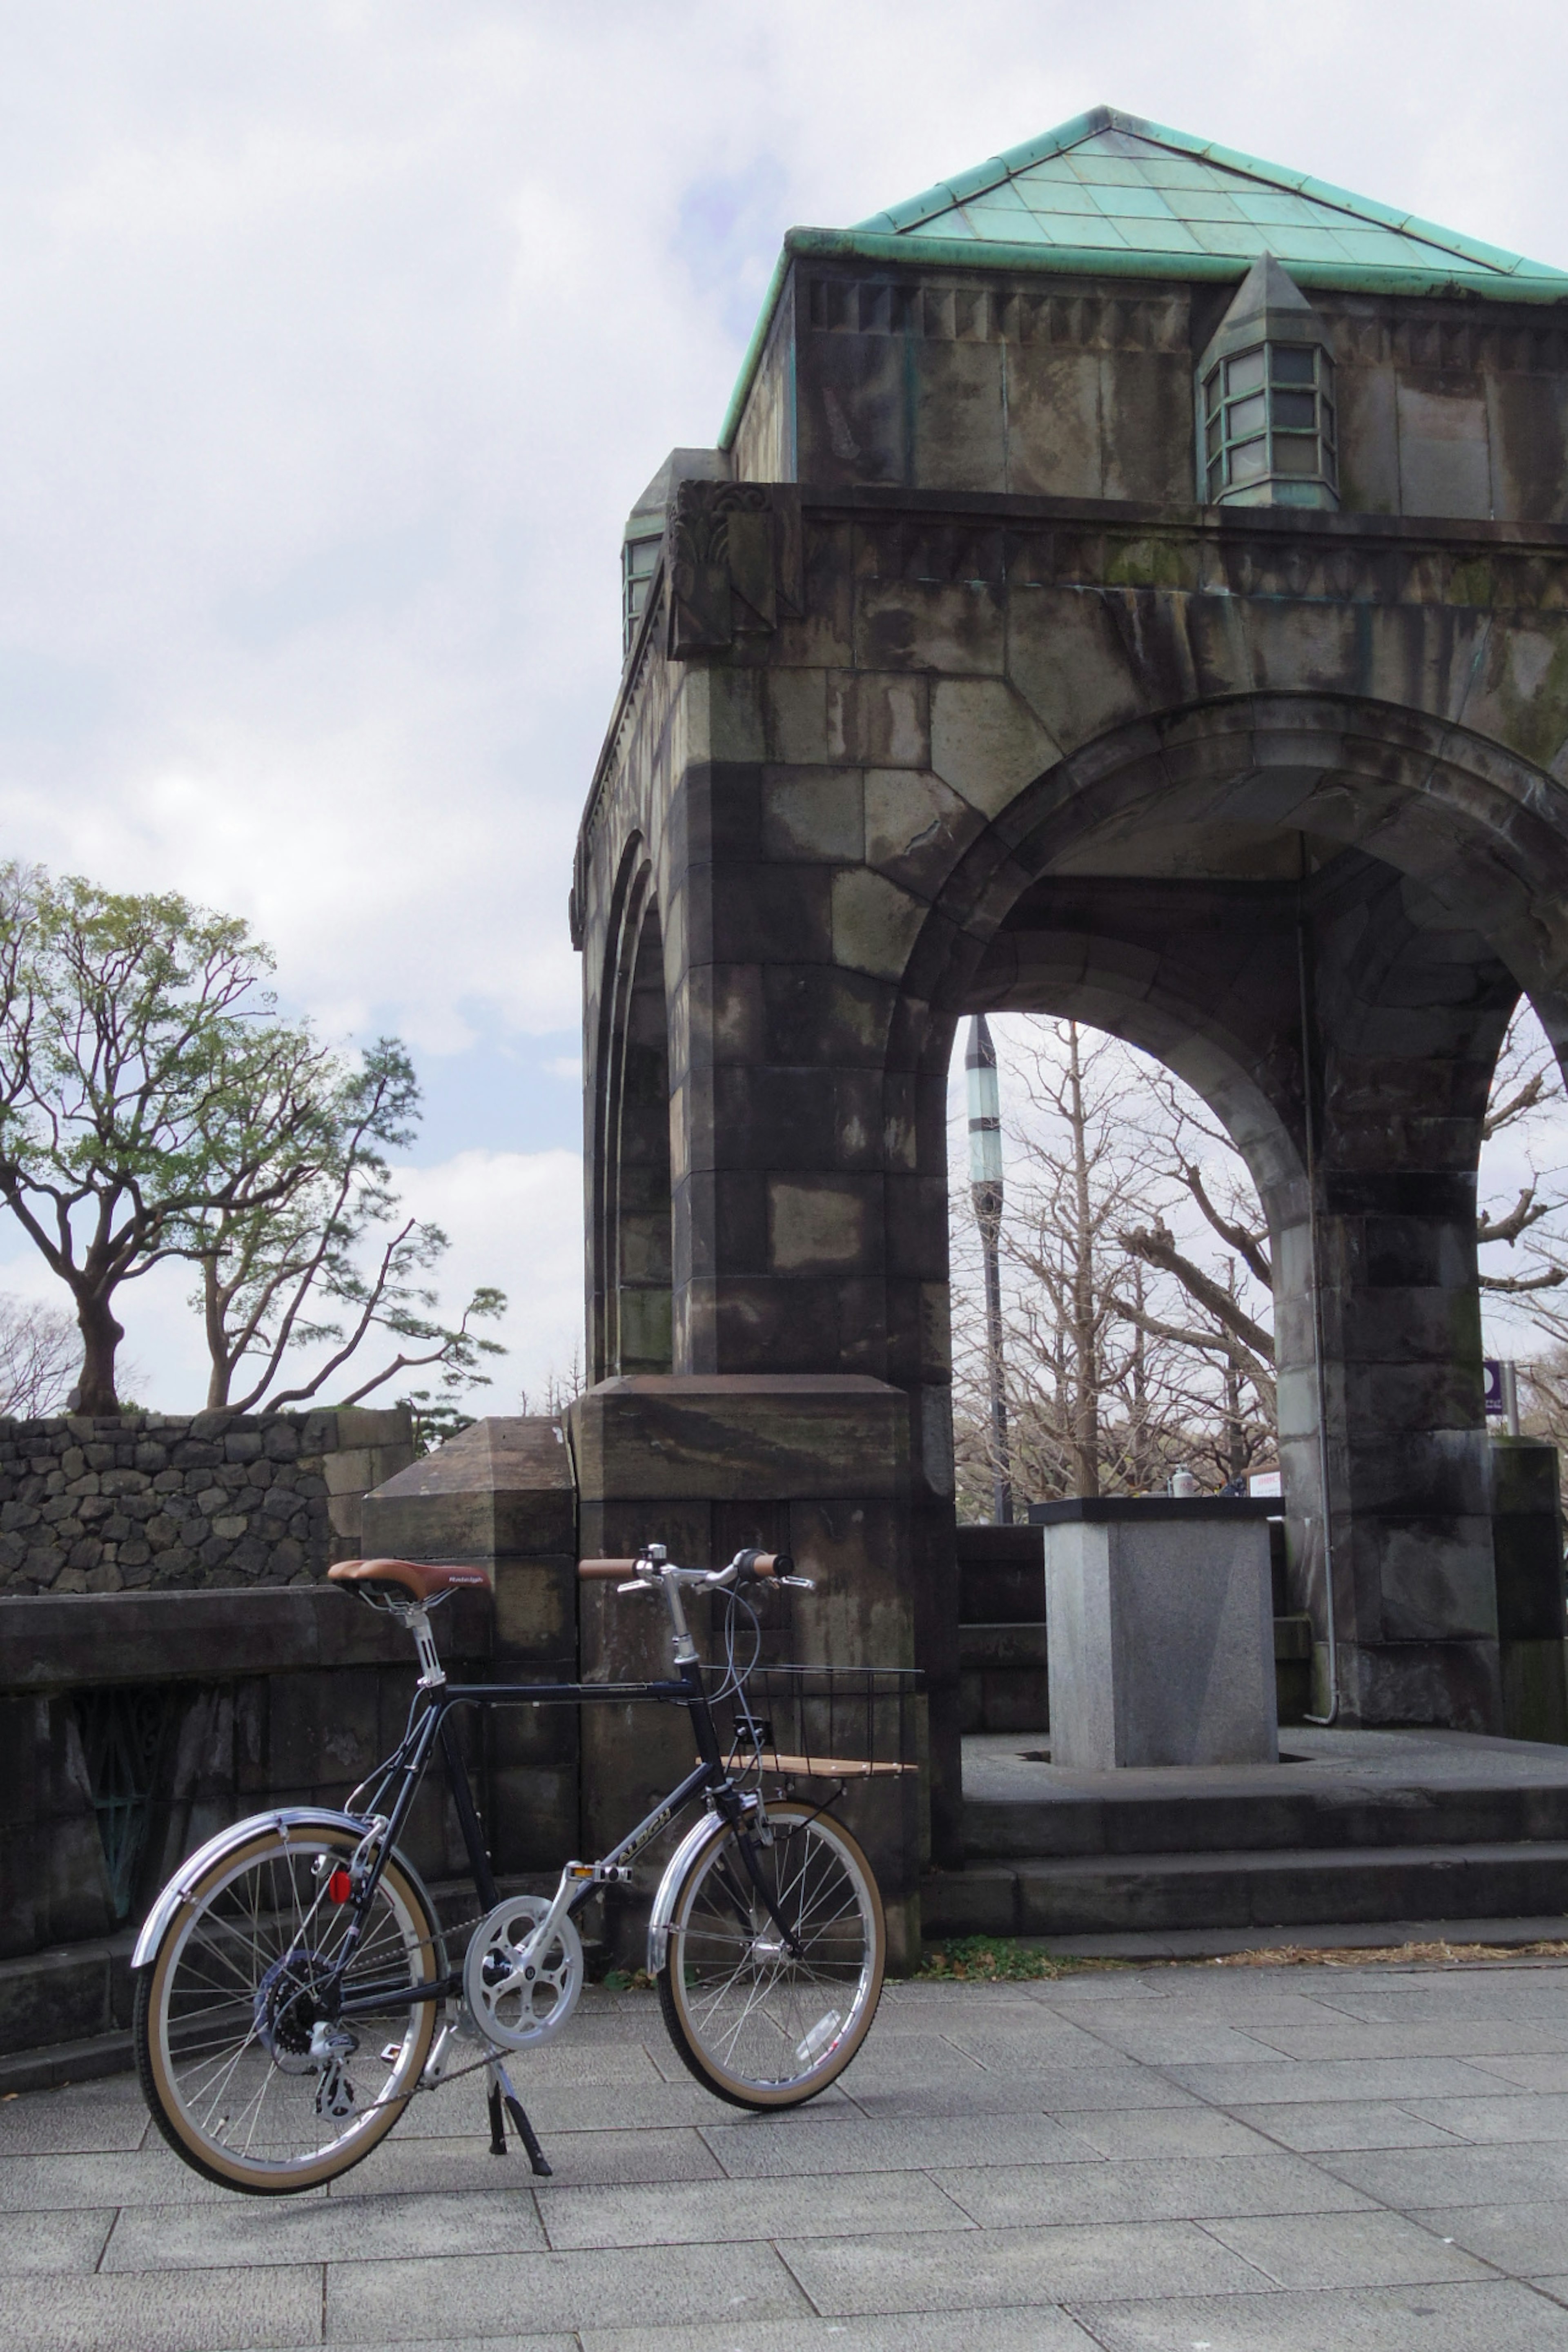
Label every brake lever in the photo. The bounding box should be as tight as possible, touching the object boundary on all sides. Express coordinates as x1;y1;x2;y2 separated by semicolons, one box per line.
777;1574;816;1591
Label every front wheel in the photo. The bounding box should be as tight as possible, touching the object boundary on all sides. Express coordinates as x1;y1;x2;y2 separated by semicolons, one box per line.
657;1801;884;2109
134;1820;441;2194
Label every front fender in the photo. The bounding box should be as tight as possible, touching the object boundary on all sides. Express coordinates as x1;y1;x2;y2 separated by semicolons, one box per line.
131;1808;446;1976
646;1809;725;1976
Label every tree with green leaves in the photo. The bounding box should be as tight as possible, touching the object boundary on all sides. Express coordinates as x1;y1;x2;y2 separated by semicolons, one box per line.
189;1036;506;1413
0;864;506;1418
0;866;343;1412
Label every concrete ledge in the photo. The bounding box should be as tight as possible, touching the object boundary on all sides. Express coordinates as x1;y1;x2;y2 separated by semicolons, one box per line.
1027;1915;1568;1962
0;2026;135;2093
0;1582;492;1690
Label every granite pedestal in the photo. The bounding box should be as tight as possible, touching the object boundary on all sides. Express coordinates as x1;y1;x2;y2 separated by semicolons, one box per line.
1036;1499;1278;1769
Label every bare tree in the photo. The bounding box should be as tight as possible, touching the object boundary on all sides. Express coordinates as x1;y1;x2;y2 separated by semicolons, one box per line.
189;1037;506;1416
0;1294;78;1417
952;1020;1219;1507
951;1018;1278;1511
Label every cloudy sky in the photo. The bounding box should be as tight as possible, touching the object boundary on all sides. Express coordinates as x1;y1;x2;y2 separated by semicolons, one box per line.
3;0;1568;1408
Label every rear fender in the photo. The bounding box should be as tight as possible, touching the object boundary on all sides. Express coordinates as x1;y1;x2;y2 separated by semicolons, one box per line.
131;1807;447;1975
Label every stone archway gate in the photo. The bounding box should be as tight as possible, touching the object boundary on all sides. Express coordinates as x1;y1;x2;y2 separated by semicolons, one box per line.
568;109;1568;1874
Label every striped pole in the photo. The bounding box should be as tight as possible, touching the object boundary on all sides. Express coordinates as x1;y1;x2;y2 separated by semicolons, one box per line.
966;1014;1012;1526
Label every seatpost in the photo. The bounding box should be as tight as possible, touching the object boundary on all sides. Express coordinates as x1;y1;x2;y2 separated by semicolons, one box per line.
403;1605;446;1690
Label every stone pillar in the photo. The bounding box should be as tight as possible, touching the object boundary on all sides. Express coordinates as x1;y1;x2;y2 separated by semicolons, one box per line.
321;1405;416;1564
1288;872;1515;1734
1491;1437;1568;1745
650;666;961;1863
360;1417;579;1873
568;1373;930;1968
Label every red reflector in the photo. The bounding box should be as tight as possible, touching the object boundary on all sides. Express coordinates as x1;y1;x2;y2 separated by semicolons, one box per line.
327;1870;353;1905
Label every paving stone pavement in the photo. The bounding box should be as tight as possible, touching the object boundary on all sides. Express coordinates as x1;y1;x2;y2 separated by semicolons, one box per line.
7;1961;1568;2349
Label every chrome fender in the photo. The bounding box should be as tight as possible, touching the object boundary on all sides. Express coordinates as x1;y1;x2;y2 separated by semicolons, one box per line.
131;1807;447;1977
646;1810;725;1976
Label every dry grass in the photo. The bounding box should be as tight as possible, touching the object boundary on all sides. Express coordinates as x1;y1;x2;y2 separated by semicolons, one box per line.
917;1933;1568;1980
1207;1938;1568;1969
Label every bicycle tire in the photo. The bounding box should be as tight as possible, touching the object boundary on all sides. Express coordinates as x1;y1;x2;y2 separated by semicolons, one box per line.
657;1801;884;2109
135;1819;441;2194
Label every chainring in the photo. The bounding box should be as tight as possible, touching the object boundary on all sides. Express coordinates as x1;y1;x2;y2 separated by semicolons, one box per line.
462;1894;583;2051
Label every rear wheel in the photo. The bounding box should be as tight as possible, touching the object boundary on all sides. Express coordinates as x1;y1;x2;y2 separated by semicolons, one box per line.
657;1801;884;2109
134;1821;441;2193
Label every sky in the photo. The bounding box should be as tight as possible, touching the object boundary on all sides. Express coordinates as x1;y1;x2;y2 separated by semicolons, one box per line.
4;0;1568;1409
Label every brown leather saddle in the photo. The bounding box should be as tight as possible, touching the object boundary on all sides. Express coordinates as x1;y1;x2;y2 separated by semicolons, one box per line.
327;1557;491;1604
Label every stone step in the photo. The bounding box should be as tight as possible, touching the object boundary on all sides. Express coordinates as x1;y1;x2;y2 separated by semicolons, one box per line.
964;1778;1568;1860
922;1838;1568;1940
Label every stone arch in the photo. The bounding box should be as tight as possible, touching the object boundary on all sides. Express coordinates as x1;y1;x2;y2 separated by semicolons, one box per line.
590;841;674;1381
913;692;1568;1045
911;689;1568;1727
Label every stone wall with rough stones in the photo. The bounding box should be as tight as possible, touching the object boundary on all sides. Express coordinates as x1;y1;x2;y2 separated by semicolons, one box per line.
0;1406;414;1596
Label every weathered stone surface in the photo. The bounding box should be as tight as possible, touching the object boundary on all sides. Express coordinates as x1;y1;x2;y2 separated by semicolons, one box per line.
1040;1501;1278;1770
0;1408;412;1595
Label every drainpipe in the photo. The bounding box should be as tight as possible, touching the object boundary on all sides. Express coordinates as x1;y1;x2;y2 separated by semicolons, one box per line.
966;1015;1012;1526
1297;900;1340;1727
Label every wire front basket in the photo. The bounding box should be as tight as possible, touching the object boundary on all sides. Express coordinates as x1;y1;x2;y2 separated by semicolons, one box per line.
708;1666;923;1785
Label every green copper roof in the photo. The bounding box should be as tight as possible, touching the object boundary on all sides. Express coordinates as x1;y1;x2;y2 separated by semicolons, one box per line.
717;107;1568;448
854;107;1567;289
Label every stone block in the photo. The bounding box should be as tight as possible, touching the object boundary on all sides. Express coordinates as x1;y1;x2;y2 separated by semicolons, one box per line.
569;1375;909;1504
760;765;863;863
361;1416;576;1569
825;670;929;768
830;866;927;980
1006;347;1102;497
1040;1501;1278;1768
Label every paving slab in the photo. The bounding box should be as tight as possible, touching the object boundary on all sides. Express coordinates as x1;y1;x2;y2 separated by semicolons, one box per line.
1465;2052;1568;2089
583;2316;1102;2350
1201;2207;1492;2286
701;2107;1103;2176
329;2124;722;2194
0;2265;325;2352
1058;2105;1281;2158
102;2185;549;2271
1165;2053;1523;2104
1399;2089;1568;2140
1320;2138;1568;2205
931;2152;1372;2226
3;1960;1568;2348
1423;2196;1568;2272
1227;2098;1470;2151
537;2166;969;2250
778;2218;1272;2311
323;2239;808;2339
1068;2280;1568;2350
0;2205;115;2273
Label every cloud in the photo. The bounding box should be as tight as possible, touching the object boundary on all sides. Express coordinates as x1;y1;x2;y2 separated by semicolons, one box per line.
2;0;1568;1405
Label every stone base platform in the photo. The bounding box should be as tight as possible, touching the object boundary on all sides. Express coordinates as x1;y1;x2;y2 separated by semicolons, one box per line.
924;1727;1568;1942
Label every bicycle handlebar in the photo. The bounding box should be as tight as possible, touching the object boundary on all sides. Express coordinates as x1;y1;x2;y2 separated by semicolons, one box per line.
577;1549;801;1586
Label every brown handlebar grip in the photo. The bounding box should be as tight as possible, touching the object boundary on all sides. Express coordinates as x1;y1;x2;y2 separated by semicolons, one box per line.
750;1551;792;1578
578;1557;640;1579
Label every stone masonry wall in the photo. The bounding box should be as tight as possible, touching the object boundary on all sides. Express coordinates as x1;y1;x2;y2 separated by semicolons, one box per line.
0;1407;414;1596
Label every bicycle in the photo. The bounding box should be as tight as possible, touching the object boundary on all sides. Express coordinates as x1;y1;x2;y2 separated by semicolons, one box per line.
131;1543;896;2195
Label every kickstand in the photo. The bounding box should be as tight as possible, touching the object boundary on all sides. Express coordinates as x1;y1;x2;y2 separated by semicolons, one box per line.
485;2057;552;2177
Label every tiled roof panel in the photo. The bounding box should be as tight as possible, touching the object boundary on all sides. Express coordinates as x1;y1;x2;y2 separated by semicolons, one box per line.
854;108;1568;287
